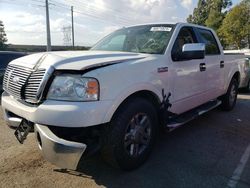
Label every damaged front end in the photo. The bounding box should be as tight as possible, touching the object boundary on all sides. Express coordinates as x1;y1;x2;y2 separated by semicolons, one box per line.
35;124;105;170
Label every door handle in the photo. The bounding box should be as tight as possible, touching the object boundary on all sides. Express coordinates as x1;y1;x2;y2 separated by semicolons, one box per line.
220;61;224;68
200;63;206;72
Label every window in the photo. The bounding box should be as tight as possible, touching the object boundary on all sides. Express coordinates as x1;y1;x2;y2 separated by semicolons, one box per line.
197;29;220;55
171;27;198;61
92;24;174;54
95;34;126;51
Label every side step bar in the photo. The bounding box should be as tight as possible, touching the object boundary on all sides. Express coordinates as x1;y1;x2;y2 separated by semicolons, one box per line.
166;100;221;132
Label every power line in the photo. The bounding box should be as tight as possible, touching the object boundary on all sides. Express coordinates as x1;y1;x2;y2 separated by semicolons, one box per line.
30;0;45;3
1;0;133;47
72;0;136;23
49;0;133;26
1;0;45;8
50;0;70;9
48;5;119;26
48;3;127;26
6;30;62;33
1;0;135;26
71;1;133;25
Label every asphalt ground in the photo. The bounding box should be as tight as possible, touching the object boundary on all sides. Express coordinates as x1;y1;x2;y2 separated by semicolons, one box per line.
0;93;250;188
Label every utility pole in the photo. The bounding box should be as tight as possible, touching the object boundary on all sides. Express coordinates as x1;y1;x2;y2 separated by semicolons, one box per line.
45;0;51;51
71;6;75;49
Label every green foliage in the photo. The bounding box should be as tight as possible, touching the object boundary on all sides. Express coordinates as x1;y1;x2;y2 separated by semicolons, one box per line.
187;0;232;31
187;0;210;25
205;8;224;31
218;2;250;49
187;0;250;49
0;20;8;50
205;0;232;31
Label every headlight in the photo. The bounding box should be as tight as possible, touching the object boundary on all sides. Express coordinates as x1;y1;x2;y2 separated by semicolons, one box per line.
47;74;99;101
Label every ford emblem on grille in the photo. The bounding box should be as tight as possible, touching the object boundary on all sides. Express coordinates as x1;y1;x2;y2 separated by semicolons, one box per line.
12;76;20;84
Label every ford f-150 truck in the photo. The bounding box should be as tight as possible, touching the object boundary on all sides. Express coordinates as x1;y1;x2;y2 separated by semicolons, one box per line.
2;23;245;171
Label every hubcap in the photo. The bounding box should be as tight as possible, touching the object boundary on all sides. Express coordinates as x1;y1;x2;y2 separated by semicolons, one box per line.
124;113;151;157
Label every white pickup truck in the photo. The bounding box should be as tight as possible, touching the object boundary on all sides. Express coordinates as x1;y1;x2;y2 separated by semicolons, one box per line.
2;23;245;171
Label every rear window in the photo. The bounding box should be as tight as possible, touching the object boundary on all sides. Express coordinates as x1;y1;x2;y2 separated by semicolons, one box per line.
197;29;220;55
0;54;25;69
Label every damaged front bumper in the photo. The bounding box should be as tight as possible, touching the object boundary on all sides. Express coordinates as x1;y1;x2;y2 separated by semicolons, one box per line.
35;124;87;170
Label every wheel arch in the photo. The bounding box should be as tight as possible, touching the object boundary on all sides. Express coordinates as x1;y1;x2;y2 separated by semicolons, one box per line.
103;89;162;123
230;71;240;84
114;90;162;116
225;71;241;92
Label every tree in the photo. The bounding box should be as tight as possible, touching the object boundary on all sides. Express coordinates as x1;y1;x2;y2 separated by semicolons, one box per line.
187;0;232;30
205;8;224;31
0;20;8;50
242;0;250;48
205;0;232;31
218;1;250;49
187;0;209;25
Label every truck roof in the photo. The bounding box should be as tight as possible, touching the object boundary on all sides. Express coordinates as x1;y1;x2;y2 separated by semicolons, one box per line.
124;22;214;32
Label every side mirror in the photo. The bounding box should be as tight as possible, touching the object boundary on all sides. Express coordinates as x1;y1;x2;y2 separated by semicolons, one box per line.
181;43;205;60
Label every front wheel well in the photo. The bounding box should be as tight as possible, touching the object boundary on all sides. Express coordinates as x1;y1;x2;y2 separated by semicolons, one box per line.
111;90;161;121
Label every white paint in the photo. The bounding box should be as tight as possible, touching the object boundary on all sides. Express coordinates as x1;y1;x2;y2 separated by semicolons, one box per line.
227;144;250;188
3;23;244;128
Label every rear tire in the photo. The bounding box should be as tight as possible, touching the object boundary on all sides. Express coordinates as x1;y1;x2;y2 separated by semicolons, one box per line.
220;78;238;111
101;98;158;170
244;80;250;93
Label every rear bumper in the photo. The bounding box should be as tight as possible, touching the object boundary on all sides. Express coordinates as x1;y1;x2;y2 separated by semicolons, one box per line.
35;124;86;170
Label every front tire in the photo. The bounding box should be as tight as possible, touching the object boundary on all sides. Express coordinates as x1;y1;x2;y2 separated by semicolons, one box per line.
221;78;238;111
101;98;158;170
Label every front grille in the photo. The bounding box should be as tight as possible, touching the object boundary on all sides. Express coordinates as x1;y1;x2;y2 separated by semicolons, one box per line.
3;64;46;103
25;69;46;102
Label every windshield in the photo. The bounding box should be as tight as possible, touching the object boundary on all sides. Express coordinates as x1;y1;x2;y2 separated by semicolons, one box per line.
91;24;175;54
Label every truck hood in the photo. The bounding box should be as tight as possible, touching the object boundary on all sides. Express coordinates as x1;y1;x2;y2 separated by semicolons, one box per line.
9;50;148;70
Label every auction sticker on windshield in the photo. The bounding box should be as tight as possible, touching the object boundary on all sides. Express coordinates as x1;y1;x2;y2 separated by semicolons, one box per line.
150;27;172;32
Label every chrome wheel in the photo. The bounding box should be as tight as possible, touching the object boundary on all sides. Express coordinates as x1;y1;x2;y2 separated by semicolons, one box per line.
124;113;152;157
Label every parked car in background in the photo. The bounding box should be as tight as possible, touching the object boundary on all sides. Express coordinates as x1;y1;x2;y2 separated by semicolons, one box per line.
0;51;28;92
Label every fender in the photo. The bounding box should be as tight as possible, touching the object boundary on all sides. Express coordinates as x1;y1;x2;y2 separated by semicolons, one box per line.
102;83;163;123
225;64;241;92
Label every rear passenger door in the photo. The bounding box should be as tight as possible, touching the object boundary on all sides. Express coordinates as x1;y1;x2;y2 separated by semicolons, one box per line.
196;28;224;99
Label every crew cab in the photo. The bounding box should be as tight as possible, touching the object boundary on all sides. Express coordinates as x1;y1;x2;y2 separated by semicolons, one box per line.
1;23;245;171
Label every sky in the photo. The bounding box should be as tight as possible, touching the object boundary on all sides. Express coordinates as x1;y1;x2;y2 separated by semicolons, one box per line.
0;0;242;47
